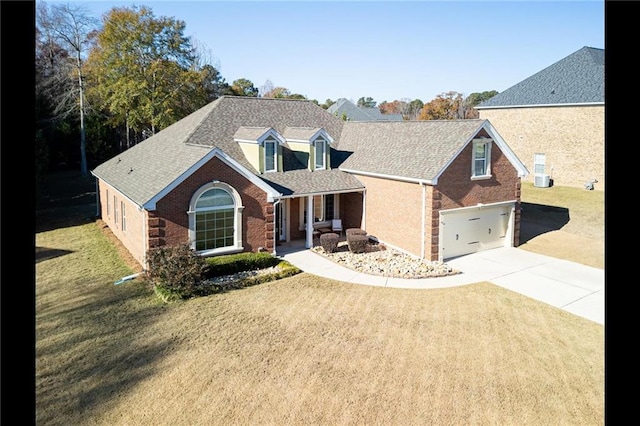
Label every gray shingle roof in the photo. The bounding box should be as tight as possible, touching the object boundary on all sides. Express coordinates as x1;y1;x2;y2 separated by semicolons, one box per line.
327;98;403;121
259;169;365;197
233;126;273;140
92;96;524;207
337;120;487;182
477;46;604;108
282;127;323;141
92;96;357;205
91;101;220;206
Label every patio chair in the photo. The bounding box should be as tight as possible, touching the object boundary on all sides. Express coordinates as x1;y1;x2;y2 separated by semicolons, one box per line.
332;219;343;237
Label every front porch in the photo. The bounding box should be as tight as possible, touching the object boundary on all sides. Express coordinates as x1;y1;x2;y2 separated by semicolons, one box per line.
273;191;363;255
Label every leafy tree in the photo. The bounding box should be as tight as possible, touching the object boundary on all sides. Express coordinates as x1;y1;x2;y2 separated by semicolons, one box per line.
357;96;376;108
200;64;232;101
465;90;498;108
408;99;424;120
321;98;335;110
262;86;292;98
287;93;307;100
36;1;98;176
230;78;259;97
85;5;205;148
463;90;499;118
418;91;464;120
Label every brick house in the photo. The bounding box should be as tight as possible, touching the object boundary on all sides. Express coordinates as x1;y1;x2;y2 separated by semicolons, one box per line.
476;46;604;190
92;96;528;267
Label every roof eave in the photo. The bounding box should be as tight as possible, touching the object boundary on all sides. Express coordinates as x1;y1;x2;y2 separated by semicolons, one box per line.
143;147;282;210
476;101;604;110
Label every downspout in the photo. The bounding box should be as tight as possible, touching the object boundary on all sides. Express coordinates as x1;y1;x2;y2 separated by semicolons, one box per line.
142;208;148;271
272;199;281;256
361;189;367;230
421;183;426;259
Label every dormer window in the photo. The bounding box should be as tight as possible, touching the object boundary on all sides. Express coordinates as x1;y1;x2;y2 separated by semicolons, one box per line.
233;127;284;174
314;137;326;170
264;137;277;172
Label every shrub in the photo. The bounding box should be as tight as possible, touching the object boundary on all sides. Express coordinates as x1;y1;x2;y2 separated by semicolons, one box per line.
347;234;368;253
346;228;367;237
193;260;302;296
145;244;207;298
319;233;339;253
204;252;281;278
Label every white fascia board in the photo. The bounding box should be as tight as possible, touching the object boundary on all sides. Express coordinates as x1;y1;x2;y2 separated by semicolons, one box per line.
276;187;365;200
481;120;529;178
257;128;286;145
430;121;487;185
476;102;604;110
234;128;286;145
339;168;433;185
312;128;335;144
234;138;260;144
143;147;281;210
430;120;529;183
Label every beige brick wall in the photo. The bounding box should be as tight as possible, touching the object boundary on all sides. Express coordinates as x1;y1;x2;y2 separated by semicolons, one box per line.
356;137;522;261
479;105;604;190
98;180;147;266
358;175;426;258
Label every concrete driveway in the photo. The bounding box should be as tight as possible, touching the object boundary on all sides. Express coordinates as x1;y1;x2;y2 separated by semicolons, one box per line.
280;246;604;325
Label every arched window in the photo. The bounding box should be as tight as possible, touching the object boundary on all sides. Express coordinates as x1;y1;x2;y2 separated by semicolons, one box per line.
188;182;244;255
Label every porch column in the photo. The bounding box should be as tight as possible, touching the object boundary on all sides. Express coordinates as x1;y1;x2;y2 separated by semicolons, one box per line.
306;195;314;248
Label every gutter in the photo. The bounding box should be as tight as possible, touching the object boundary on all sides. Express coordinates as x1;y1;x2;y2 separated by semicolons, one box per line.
476;101;604;110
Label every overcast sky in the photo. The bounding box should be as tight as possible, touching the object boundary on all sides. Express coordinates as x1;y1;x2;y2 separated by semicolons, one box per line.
47;0;605;104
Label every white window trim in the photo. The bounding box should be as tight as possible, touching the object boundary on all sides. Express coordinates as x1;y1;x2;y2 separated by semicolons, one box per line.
471;138;492;180
314;138;326;170
187;182;244;256
533;153;546;175
113;195;118;225
264;138;277;173
121;201;126;232
298;194;338;230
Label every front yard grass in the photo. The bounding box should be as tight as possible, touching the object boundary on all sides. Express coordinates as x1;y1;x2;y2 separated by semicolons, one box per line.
36;215;604;425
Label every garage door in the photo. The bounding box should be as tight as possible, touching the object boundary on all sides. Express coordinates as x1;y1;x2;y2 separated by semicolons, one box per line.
440;203;513;260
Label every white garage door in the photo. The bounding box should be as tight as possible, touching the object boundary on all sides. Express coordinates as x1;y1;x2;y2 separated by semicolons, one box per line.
440;203;513;260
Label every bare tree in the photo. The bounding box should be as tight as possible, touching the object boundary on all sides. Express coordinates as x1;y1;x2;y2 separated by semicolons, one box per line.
37;2;98;176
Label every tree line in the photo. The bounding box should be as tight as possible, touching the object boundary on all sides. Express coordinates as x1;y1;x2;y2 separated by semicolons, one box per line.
35;2;498;192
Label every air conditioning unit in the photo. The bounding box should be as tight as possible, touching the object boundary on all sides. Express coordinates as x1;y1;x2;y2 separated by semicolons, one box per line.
534;174;551;188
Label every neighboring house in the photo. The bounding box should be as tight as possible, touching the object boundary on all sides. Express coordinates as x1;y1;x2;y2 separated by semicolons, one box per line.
476;46;604;190
92;96;528;268
327;98;403;121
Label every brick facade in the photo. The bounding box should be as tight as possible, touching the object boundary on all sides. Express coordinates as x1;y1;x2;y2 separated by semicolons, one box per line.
97;181;147;266
98;156;275;268
432;139;522;259
479;105;604;190
357;135;522;261
356;175;426;258
154;156;274;254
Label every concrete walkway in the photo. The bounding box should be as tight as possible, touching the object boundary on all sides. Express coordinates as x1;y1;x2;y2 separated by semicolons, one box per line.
279;246;604;325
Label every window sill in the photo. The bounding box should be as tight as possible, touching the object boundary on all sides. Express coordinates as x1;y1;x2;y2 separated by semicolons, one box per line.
196;246;244;257
471;175;492;181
